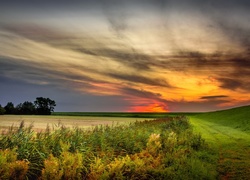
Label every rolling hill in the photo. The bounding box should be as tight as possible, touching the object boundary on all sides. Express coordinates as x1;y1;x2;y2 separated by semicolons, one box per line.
194;105;250;131
189;105;250;179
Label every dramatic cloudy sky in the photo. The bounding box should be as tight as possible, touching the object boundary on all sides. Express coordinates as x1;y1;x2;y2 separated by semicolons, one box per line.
1;0;250;112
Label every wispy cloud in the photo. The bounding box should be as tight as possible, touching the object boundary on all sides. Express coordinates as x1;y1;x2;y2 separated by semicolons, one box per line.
107;73;173;87
200;95;229;100
1;0;250;111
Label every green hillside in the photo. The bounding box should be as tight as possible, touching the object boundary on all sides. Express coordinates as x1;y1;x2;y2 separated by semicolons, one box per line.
194;105;250;131
189;105;250;179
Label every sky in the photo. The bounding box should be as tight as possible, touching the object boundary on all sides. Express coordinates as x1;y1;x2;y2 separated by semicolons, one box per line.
0;0;250;112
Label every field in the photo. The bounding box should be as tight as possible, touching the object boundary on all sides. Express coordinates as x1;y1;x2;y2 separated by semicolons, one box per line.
0;106;250;179
190;106;250;179
52;112;197;118
0;115;154;133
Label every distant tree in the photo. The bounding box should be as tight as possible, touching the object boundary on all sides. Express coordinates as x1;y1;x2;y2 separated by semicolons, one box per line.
34;97;56;115
21;101;36;115
4;102;15;114
15;103;23;115
0;104;6;115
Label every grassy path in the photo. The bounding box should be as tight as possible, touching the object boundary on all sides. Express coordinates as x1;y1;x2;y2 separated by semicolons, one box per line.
190;116;250;179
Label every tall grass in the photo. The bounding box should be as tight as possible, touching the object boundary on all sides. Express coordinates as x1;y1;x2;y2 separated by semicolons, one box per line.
0;116;217;179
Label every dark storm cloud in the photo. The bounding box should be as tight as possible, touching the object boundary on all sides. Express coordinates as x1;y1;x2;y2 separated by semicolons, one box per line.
0;0;98;10
85;48;152;70
229;57;250;79
149;51;225;72
1;0;250;14
217;78;244;90
0;57;105;90
4;22;250;93
1;24;175;89
214;18;250;52
121;87;167;105
108;73;173;88
2;23;226;74
190;54;250;91
167;98;233;112
3;18;250;92
200;95;229;100
156;50;250;91
3;0;249;63
151;49;250;93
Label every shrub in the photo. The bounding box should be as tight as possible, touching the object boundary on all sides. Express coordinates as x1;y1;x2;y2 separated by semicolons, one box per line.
0;149;29;179
41;142;83;179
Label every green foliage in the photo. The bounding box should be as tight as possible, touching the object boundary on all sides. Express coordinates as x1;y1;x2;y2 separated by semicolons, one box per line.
0;116;217;179
0;149;29;179
190;106;250;179
34;97;56;115
41;144;83;180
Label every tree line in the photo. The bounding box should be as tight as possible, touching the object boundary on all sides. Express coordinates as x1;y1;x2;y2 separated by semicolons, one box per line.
0;97;56;115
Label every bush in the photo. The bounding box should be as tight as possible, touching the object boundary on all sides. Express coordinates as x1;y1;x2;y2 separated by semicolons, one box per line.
0;149;29;179
41;149;83;180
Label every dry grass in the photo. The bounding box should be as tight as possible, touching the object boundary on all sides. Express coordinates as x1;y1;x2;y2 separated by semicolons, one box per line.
0;115;150;133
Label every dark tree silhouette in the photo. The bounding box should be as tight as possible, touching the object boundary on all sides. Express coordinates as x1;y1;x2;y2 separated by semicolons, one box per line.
4;102;15;114
2;97;56;115
34;97;56;115
21;101;36;115
15;103;23;115
0;104;5;115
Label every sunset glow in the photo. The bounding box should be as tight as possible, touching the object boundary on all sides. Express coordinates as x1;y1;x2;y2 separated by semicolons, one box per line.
128;102;168;112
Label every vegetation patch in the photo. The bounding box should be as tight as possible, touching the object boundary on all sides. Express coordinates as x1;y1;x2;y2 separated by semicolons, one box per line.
0;116;217;179
189;105;250;179
194;105;250;132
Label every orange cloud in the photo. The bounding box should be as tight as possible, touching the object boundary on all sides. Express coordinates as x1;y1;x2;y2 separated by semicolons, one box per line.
127;101;168;112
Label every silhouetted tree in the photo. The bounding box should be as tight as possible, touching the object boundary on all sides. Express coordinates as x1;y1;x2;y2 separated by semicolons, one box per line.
15;103;23;115
2;98;56;115
4;102;15;114
21;101;36;115
34;97;56;115
0;104;5;115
